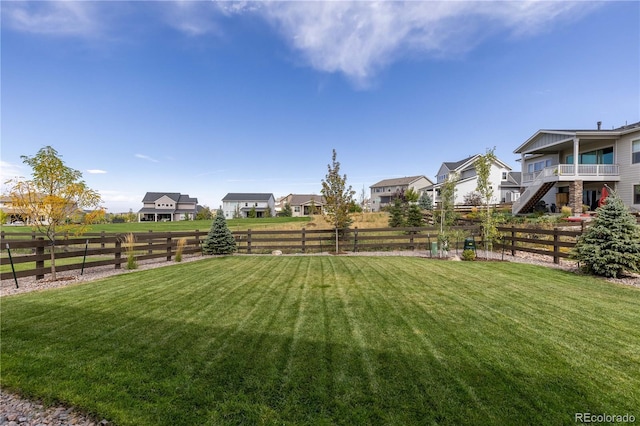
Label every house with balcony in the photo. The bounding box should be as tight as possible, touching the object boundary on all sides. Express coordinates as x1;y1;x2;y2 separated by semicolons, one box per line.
512;121;640;215
222;193;275;218
369;176;433;212
430;155;518;206
138;192;201;222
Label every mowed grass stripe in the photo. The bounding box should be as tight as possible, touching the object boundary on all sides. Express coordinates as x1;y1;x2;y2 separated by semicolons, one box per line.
1;256;639;425
373;258;640;412
339;257;498;423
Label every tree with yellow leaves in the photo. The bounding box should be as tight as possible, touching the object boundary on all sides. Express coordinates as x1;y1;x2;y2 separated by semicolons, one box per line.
7;146;102;280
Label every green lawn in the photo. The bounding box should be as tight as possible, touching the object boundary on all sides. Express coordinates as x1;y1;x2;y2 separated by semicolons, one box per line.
0;217;311;235
1;257;638;425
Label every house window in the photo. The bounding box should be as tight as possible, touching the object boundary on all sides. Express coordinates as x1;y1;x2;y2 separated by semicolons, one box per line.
566;147;614;165
634;185;640;204
633;140;640;164
294;206;301;213
527;159;552;173
502;172;507;180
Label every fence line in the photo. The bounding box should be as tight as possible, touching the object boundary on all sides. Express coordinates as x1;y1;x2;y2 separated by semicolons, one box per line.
1;223;590;282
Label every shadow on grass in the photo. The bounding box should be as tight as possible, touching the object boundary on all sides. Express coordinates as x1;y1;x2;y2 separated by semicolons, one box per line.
1;300;629;426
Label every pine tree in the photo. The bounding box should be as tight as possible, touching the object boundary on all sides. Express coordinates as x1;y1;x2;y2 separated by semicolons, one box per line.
573;190;640;278
202;209;237;255
406;204;425;227
388;198;406;227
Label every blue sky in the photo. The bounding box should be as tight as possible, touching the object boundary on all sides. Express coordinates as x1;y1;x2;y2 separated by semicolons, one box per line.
2;1;638;213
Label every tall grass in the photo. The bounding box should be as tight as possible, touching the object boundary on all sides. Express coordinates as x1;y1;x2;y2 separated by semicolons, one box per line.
123;233;137;270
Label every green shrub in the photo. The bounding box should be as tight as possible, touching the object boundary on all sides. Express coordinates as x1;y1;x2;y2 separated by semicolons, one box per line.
573;191;640;278
461;249;476;261
124;233;138;270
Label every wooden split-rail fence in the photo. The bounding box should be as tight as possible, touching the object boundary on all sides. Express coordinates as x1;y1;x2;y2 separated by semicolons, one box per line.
1;223;587;283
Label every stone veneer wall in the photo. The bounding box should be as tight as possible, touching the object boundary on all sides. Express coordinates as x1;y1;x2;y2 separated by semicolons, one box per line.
569;180;583;215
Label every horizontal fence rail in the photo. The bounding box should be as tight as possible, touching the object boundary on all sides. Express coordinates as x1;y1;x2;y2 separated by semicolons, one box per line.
0;221;603;283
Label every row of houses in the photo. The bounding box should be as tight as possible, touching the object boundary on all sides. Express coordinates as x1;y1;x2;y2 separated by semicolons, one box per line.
370;121;640;216
135;120;640;221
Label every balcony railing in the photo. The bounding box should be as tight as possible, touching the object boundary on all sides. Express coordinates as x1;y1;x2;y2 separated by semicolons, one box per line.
523;164;620;183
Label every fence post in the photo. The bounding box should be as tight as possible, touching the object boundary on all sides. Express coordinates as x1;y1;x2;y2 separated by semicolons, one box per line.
353;227;359;252
409;228;415;251
36;237;45;280
148;230;153;255
167;234;172;261
511;225;516;256
115;237;122;269
553;227;560;265
247;229;252;254
301;228;306;253
101;230;106;249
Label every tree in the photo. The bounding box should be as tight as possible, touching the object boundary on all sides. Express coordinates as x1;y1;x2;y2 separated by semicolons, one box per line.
573;189;640;278
439;172;458;230
196;205;213;221
418;192;433;210
202;209;237;255
475;148;499;257
248;206;257;218
321;149;355;252
388;198;406;227
7;146;102;280
280;203;292;217
406;203;425;227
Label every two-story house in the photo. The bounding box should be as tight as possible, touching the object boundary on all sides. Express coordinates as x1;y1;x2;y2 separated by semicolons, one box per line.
222;193;276;219
369;176;433;212
431;155;517;205
279;194;325;217
138;192;201;222
512;121;640;215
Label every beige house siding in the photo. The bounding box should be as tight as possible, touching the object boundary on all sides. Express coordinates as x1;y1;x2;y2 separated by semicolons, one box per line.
617;133;640;210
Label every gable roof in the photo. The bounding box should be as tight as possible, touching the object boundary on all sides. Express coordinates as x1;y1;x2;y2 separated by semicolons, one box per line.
443;156;477;172
442;155;511;173
142;192;180;202
514;121;640;154
222;193;274;202
370;175;431;188
142;192;198;204
288;194;325;206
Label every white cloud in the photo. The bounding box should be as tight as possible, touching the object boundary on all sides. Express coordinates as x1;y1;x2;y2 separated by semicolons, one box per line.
135;154;159;163
259;1;602;87
87;169;107;174
0;161;25;181
2;1;105;37
2;1;602;87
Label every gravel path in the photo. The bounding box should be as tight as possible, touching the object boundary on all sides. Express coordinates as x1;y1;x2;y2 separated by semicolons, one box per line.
2;251;638;425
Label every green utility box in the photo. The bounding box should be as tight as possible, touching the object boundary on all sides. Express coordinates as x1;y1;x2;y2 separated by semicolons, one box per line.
463;237;476;252
430;241;438;256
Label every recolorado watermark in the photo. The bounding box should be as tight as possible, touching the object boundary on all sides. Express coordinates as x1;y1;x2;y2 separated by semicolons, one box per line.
575;413;636;423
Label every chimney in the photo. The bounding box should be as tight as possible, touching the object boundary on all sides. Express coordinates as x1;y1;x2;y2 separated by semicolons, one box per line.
597;121;602;130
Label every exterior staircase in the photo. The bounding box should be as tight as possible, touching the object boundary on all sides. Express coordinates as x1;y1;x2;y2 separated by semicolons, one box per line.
512;181;555;215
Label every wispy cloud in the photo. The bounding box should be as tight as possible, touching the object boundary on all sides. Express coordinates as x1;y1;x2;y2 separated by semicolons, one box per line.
2;1;105;37
259;1;601;87
2;1;602;87
87;169;107;174
135;154;159;163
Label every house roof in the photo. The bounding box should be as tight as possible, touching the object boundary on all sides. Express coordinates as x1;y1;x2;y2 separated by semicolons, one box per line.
288;194;325;206
443;156;477;172
442;155;511;173
514;121;640;154
370;175;431;188
142;192;198;203
222;193;274;202
501;172;522;187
